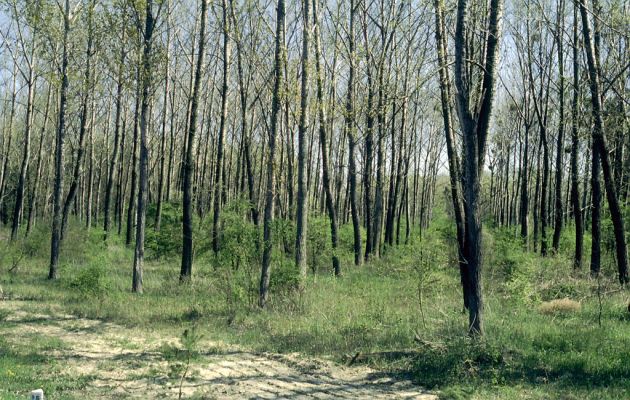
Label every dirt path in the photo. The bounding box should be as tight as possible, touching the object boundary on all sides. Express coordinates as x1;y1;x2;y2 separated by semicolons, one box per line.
1;301;437;399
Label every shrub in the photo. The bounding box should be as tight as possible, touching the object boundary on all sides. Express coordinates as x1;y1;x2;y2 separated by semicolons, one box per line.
68;261;111;297
145;201;182;259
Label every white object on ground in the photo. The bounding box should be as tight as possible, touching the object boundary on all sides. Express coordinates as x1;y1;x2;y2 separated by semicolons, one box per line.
30;389;44;400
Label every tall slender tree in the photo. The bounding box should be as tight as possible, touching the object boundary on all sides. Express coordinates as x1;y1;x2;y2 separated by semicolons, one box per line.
260;0;285;308
181;0;208;282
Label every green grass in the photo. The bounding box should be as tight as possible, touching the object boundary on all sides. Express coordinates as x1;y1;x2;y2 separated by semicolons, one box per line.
0;333;92;399
1;207;629;399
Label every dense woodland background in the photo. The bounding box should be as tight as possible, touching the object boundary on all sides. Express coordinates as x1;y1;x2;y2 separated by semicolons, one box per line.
0;0;629;398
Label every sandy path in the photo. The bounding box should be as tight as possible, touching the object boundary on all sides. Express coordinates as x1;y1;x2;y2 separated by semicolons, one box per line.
0;301;437;399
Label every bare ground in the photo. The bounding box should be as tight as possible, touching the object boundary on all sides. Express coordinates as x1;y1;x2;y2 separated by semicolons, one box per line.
0;300;437;399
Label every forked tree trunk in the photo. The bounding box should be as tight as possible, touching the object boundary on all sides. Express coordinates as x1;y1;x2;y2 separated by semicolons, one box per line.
452;0;504;336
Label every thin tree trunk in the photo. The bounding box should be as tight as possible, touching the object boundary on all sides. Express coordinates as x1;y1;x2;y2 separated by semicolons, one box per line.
313;0;340;276
61;1;95;239
181;0;207;281
49;0;71;280
133;0;157;294
105;30;126;240
11;52;37;241
434;0;467;309
295;0;311;282
213;0;231;254
552;0;566;252
260;0;285;308
346;0;361;267
26;85;52;235
570;3;583;269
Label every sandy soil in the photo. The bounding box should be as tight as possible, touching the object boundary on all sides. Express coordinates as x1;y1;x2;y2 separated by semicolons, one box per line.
0;300;437;399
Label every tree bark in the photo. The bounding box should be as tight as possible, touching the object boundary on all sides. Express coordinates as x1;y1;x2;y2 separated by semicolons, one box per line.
181;0;208;282
133;0;158;294
212;0;231;254
552;0;566;253
578;0;629;284
570;3;583;269
260;0;285;308
49;0;71;280
452;0;504;336
105;27;126;240
61;0;95;240
295;0;311;282
313;0;340;276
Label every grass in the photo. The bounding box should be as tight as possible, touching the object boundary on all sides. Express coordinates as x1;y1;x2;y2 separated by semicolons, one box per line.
0;332;92;399
1;207;629;399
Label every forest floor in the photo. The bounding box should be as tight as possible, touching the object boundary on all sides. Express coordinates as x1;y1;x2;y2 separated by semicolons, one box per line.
0;300;437;399
2;220;630;399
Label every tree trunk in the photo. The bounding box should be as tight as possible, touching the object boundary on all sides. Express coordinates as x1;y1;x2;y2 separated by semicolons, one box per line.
260;0;285;308
49;0;71;280
570;3;583;269
312;0;340;276
61;1;95;240
578;0;629;284
295;0;311;282
453;0;504;336
11;53;37;241
133;0;158;294
181;0;208;282
552;0;566;253
26;85;52;235
212;0;231;254
105;31;126;240
434;0;467;309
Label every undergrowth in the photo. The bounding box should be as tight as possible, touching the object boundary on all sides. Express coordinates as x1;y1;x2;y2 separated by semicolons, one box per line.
0;203;629;399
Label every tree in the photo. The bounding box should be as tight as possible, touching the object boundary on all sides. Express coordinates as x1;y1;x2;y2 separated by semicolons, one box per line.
295;0;311;282
132;0;160;293
434;0;467;309
569;2;583;269
49;0;71;280
181;0;208;282
312;0;340;276
578;0;629;284
9;0;40;241
104;18;127;241
452;0;504;335
212;0;231;254
260;0;285;308
345;0;361;267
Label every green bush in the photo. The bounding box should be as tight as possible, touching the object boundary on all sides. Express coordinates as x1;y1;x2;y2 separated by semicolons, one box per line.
68;261;111;297
146;201;182;259
269;252;300;292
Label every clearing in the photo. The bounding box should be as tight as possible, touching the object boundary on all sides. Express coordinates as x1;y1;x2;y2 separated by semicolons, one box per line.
0;300;437;399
